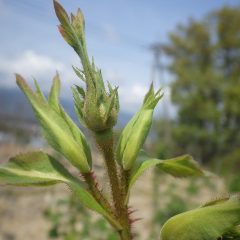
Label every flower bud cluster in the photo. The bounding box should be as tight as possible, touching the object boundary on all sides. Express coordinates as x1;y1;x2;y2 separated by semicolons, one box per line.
54;0;119;132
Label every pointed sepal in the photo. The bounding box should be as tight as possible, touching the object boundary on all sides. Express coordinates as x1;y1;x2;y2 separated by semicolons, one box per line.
48;72;61;113
116;85;163;170
16;74;91;173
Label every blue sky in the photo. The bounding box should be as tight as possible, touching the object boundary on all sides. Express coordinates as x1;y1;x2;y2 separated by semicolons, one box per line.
0;0;239;114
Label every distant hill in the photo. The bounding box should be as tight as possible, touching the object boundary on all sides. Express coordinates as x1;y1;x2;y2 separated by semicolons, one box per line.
0;87;132;128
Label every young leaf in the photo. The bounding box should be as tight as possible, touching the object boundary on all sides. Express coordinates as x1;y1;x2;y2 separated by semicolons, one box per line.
54;0;84;54
158;154;204;177
53;0;70;27
0;152;73;186
72;66;86;82
69;182;121;230
116;85;162;170
16;74;91;173
34;79;46;102
71;8;85;38
72;87;86;127
47;73;92;165
160;195;240;240
128;151;204;190
75;85;85;99
103;87;118;123
59;107;92;166
0;152;118;227
48;72;61;113
48;74;92;168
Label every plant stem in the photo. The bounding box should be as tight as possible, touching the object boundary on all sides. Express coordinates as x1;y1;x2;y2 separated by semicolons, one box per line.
95;130;122;212
119;229;132;240
83;171;112;211
95;129;132;240
82;171;121;230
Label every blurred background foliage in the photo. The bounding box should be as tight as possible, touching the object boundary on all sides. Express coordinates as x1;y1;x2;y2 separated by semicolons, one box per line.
153;6;240;176
44;195;118;240
150;6;240;238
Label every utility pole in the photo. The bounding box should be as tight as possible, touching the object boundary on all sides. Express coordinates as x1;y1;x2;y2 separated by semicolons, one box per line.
148;42;170;140
148;42;171;238
149;42;164;86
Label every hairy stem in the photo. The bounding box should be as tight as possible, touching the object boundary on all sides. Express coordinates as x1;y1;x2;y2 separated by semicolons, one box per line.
82;171;120;229
95;130;132;240
83;171;112;211
119;229;132;240
95;130;122;213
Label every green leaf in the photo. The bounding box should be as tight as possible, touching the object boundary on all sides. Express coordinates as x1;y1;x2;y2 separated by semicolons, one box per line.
75;85;85;99
0;152;118;226
34;79;46;102
71;8;85;38
104;87;118;123
46;74;90;164
116;85;163;170
158;154;204;177
59;107;92;167
54;0;85;54
16;74;91;173
53;0;70;26
69;182;121;230
48;73;92;168
143;82;154;104
0;152;73;186
72;66;86;82
129;151;204;190
58;25;75;47
48;72;61;113
72;86;87;127
54;0;76;48
160;195;240;240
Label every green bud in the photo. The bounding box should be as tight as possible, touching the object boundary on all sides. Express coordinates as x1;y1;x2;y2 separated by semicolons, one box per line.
16;74;92;173
116;84;162;170
160;195;240;240
71;9;85;40
54;1;119;132
73;73;119;132
53;0;85;52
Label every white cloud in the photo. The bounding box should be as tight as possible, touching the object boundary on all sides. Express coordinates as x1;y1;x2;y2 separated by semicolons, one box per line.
0;51;76;97
0;51;63;78
118;83;176;118
118;84;149;113
0;50;175;116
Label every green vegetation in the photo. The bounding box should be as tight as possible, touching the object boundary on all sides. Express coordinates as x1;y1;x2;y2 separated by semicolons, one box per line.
162;7;240;170
0;1;240;239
